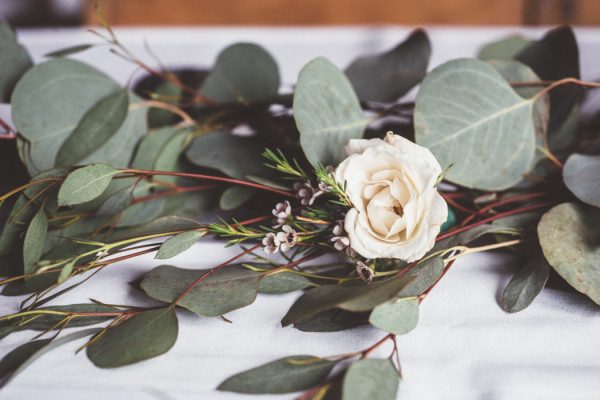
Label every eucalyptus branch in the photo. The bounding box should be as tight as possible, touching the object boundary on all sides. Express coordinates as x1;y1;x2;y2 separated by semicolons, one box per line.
121;168;294;198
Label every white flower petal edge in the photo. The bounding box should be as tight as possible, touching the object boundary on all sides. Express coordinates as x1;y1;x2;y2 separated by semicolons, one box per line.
336;132;448;262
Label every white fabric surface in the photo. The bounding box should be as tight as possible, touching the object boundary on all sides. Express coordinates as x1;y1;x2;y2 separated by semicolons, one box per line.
1;26;600;400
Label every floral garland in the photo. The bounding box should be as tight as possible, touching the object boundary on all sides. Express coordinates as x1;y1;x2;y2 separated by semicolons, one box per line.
0;17;598;399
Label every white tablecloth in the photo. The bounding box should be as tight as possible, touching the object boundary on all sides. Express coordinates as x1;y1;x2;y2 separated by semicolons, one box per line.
1;26;600;400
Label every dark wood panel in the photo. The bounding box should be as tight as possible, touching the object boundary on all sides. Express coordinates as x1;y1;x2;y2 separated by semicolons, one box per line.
88;0;523;25
87;0;598;26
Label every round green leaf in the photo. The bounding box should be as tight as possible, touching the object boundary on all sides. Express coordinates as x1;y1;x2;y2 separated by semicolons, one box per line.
281;275;414;326
414;58;538;190
140;265;261;317
11;59;120;171
258;270;311;294
345;29;430;103
185;132;269;179
56;89;129;166
563;154;600;208
0;20;32;102
200;42;280;105
57;164;117;206
294;57;368;167
87;308;178;368
369;297;419;335
342;359;399;400
501;255;550;313
218;355;336;394
488;59;550;140
538;203;600;305
478;35;531;61
516;26;580;140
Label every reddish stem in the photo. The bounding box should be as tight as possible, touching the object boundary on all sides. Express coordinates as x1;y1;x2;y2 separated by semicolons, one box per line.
132;184;218;204
126;168;294;198
461;192;547;226
92;246;161;268
361;334;394;358
236;214;273;226
442;193;477;214
436;201;553;242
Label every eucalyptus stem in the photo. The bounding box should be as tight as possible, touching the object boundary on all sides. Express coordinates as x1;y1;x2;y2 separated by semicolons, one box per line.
437;201;553;242
122;168;294;198
131;100;195;125
443;238;523;263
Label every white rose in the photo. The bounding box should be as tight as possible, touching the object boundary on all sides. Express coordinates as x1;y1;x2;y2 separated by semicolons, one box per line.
335;132;447;262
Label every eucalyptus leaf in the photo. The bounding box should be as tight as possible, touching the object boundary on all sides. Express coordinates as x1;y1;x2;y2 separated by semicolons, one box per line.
342;359;399;400
294;57;368;167
117;197;166;228
57;164;117;206
258;270;311;294
0;195;38;256
148;81;182;127
345;29;430;103
57;259;76;283
516;26;580;140
1;272;59;296
399;257;444;297
219;186;254;210
106;216;202;242
538;203;600;305
294;309;369;332
155;230;205;260
186;132;269;179
200;43;280;105
131;126;179;170
281;275;414;326
218;355;336;394
87;307;178;368
501;255;550;313
563;154;600;208
96;184;134;217
478;35;531;60
0;304;116;339
151;127;194;185
22;208;47;274
414;58;538;190
488;59;550;140
0;328;98;387
140;265;261;317
369;297;419;335
11;59;119;171
56;89;129;166
45;43;94;58
0;19;32;102
11;59;146;173
161;189;217;220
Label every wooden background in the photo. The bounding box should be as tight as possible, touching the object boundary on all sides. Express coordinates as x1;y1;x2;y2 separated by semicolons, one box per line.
88;0;600;25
